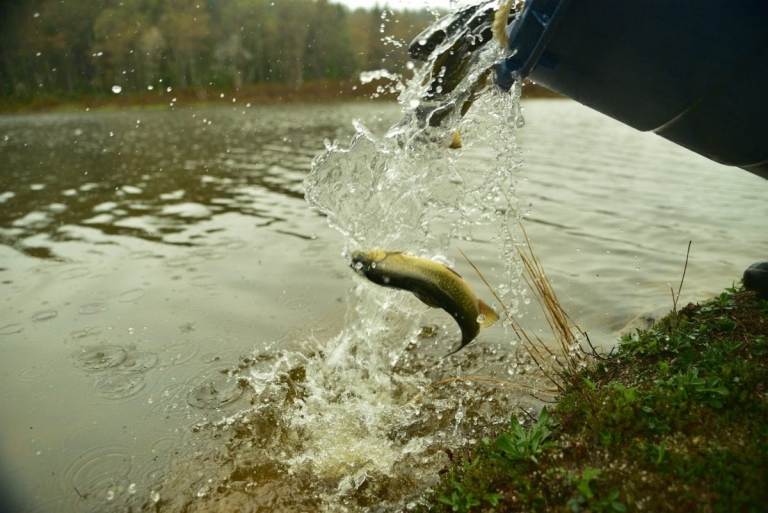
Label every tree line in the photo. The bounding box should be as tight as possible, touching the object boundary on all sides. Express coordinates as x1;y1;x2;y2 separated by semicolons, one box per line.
0;0;436;101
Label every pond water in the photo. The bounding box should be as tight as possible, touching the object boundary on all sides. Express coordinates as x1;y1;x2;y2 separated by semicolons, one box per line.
0;99;766;511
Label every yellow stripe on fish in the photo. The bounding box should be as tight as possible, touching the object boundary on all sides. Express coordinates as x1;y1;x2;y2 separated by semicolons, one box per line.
350;250;499;355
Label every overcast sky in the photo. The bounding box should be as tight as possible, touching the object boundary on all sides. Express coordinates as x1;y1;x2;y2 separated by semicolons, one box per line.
330;0;451;11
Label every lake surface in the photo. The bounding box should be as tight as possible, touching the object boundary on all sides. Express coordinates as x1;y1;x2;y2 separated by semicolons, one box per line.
0;99;765;511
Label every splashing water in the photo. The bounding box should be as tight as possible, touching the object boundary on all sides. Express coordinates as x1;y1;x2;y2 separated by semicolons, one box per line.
262;18;535;509
149;7;547;513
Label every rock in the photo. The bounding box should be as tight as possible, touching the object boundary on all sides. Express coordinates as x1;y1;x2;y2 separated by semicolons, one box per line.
743;261;768;300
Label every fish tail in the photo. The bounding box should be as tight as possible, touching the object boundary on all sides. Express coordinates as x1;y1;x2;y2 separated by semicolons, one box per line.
444;301;499;357
478;299;499;328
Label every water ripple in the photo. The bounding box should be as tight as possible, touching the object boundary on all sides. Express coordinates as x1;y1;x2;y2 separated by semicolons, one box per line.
18;363;53;382
77;302;108;315
186;370;247;409
72;345;128;372
0;323;24;336
62;444;134;506
30;309;57;322
91;374;147;400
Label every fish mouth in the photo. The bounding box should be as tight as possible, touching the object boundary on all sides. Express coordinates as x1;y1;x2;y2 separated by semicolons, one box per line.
349;250;370;274
350;249;389;275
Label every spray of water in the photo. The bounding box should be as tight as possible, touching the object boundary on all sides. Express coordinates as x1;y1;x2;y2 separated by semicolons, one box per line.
147;7;549;512
247;21;539;509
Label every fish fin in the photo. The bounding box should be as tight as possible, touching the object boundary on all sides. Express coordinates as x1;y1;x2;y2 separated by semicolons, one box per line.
477;300;499;329
449;129;462;149
443;265;464;279
412;292;440;309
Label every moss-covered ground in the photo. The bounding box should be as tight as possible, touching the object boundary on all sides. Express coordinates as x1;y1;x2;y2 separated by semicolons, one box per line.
415;284;768;512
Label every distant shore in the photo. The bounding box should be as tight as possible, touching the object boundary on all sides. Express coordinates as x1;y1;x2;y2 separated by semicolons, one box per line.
0;80;562;115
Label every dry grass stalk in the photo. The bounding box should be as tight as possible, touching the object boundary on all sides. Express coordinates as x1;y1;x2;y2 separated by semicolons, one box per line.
411;217;589;404
459;216;590;393
513;219;590;391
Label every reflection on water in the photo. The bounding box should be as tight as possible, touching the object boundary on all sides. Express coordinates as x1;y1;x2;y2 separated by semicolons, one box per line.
0;104;364;259
1;100;766;512
516;100;768;337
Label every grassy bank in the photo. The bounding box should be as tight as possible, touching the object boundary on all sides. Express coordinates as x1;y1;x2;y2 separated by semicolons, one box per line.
0;80;560;115
415;284;768;512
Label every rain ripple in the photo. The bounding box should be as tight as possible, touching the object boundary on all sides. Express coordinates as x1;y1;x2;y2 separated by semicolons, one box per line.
186;370;248;409
0;323;24;336
72;345;128;372
62;443;135;508
72;345;158;402
31;309;58;322
91;374;147;400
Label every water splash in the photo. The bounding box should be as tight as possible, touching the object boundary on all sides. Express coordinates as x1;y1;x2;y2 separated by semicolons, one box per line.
115;6;540;512
251;13;537;509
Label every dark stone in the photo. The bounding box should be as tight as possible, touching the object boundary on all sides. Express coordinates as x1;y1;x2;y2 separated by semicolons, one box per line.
743;261;768;299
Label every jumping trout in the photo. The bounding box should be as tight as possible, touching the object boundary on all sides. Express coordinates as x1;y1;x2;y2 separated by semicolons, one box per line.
350;250;500;355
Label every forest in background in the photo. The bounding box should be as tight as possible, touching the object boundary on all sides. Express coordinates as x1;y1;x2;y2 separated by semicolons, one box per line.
0;0;437;109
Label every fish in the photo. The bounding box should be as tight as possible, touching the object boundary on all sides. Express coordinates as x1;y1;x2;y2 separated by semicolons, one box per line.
408;0;519;128
350;249;500;355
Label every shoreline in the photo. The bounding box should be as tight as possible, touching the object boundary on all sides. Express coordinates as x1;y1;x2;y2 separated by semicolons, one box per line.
0;80;562;115
414;284;768;511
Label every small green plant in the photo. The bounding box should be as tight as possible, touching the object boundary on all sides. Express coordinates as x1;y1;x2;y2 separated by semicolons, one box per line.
754;335;768;356
567;468;626;512
574;467;600;500
700;291;736;313
437;480;500;512
493;407;556;464
437;481;479;512
653;439;667;465
711;315;736;331
663;367;730;408
596;489;628;512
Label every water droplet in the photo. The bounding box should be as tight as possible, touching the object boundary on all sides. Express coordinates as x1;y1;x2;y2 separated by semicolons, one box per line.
111;85;122;94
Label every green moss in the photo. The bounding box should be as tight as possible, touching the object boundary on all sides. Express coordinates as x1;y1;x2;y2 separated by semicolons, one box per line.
414;285;768;511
